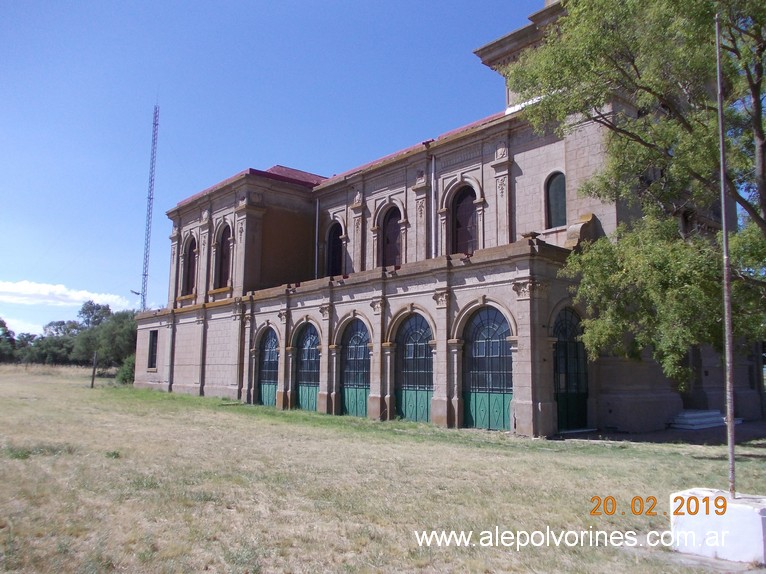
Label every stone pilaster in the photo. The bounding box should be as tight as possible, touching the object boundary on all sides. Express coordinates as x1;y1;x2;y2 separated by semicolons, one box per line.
431;287;451;427
448;339;464;428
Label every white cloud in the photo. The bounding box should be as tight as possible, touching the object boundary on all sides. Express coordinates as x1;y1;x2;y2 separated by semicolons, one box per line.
0;281;131;309
3;317;45;336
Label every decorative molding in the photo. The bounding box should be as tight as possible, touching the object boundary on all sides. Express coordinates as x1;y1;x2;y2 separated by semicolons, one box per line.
277;309;288;323
497;176;507;198
432;288;449;308
512;279;550;300
370;298;385;315
319;304;331;319
495;140;508;160
416;198;426;219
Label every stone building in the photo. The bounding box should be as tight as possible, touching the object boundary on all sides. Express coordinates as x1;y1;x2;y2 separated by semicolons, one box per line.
134;1;763;436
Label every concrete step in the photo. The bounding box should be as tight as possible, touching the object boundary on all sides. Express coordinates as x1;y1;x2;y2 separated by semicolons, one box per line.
670;410;742;430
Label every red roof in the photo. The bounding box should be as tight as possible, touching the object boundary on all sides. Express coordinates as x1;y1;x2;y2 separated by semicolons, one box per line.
175;165;326;208
318;111;507;187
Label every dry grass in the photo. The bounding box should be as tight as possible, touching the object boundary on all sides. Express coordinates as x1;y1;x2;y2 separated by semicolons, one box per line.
0;364;763;573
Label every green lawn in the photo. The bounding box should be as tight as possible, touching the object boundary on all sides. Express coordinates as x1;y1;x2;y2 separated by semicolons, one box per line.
0;365;763;573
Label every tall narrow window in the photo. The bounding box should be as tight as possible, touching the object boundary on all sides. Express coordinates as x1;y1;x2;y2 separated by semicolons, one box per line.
451;186;477;255
182;237;197;296
381;207;401;267
147;330;158;369
546;172;566;228
326;222;343;277
215;225;231;289
258;328;279;406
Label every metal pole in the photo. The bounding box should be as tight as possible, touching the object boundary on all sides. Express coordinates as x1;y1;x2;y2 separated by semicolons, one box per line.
715;13;736;499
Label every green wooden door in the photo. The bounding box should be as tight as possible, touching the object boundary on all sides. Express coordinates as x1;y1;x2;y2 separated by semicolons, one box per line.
463;391;513;430
257;328;279;407
395;388;432;422
395;314;433;423
260;382;277;407
462;307;514;430
295;324;320;412
341;319;370;418
342;386;368;418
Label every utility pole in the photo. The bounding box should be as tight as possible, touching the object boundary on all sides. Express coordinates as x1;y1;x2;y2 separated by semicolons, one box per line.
141;105;160;312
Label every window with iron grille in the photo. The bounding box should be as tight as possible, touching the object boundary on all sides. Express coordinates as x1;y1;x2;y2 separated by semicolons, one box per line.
147;330;158;369
258;328;279;386
462;307;512;393
395;314;433;390
341;319;370;389
452;186;477;255
553;308;587;394
296;324;320;387
381;207;401;267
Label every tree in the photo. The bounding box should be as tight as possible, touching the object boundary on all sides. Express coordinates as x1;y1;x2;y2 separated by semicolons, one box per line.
0;318;16;362
506;0;766;378
78;300;112;329
95;311;136;367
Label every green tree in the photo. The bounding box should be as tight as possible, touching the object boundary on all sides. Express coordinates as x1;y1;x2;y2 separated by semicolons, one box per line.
77;300;112;329
95;311;136;367
506;0;766;378
0;318;16;362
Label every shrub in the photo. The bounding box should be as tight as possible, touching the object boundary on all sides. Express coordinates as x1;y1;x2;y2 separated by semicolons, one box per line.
115;354;135;385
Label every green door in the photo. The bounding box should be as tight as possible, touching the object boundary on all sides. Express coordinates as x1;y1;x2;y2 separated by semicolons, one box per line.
257;328;279;407
464;391;513;430
395;314;433;423
295;324;320;412
341;319;370;418
462;307;514;430
553;309;588;431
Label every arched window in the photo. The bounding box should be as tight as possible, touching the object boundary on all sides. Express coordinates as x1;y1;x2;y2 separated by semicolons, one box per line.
462;307;513;430
340;318;370;417
215;225;232;289
381;207;401;268
553;307;588;430
394;313;433;422
181;237;197;296
451;186;477;255
326;222;343;277
295;323;320;410
257;328;279;406
546;172;567;229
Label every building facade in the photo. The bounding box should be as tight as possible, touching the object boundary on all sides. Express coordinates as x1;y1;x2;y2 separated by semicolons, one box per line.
134;1;763;436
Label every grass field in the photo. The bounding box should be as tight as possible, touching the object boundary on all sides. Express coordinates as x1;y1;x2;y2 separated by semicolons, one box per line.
0;365;764;573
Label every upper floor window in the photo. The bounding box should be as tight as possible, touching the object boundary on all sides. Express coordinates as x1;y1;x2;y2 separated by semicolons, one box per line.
451;186;477;255
546;172;567;229
215;225;232;289
381;207;401;267
147;330;158;369
326;222;343;277
181;237;197;296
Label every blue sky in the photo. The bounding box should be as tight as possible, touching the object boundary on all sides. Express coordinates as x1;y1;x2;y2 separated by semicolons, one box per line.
0;0;543;335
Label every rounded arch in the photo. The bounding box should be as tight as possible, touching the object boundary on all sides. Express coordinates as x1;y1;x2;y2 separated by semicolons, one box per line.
181;230;198;253
451;297;517;340
180;233;198;296
212;218;233;244
252;320;283;352
333;311;374;346
547;299;586;337
439;175;484;211
371;196;408;229
385;305;437;344
289;316;324;348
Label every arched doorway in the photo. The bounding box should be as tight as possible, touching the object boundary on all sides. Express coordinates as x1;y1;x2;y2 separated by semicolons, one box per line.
340;319;370;417
553;308;588;430
295;324;320;411
462;307;513;430
394;314;433;422
257;328;279;406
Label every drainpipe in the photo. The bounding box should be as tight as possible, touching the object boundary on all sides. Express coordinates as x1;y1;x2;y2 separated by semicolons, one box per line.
430;149;437;258
314;197;320;279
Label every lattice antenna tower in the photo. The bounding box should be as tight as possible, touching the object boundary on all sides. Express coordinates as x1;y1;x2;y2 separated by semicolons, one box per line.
141;105;160;311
